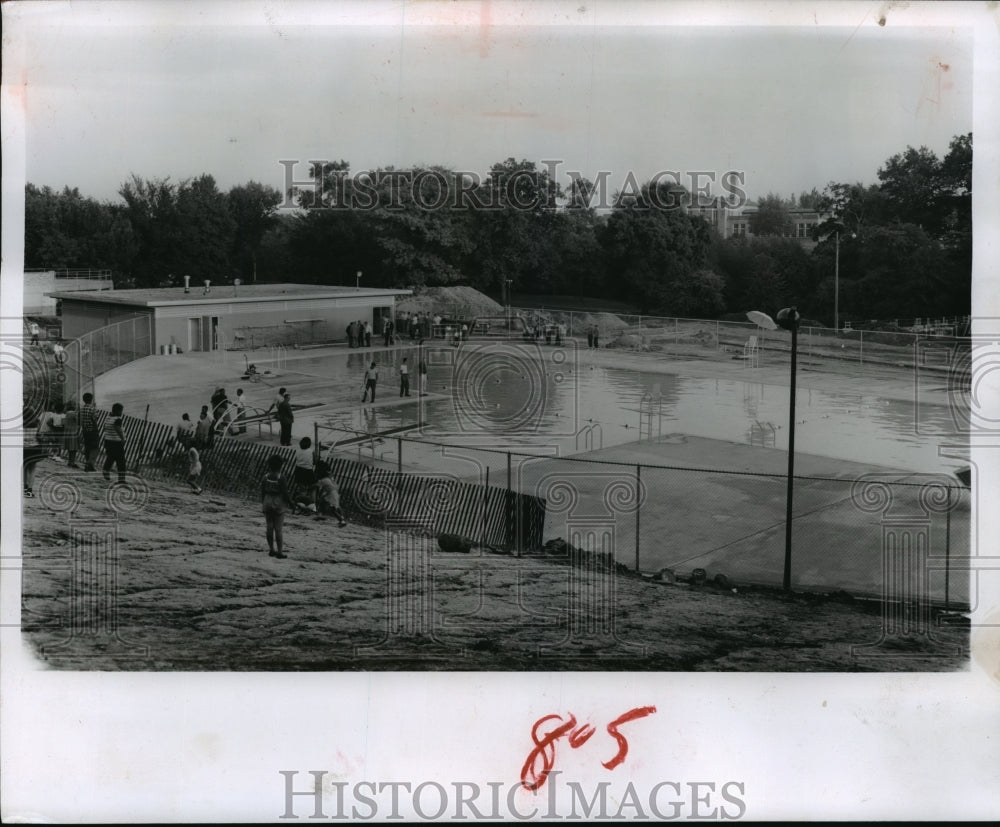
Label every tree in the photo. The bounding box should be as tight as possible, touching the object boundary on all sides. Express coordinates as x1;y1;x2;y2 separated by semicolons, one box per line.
228;181;283;282
876;145;946;234
601;179;718;314
748;193;793;237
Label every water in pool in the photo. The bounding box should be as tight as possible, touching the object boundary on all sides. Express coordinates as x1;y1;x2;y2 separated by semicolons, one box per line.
293;345;966;473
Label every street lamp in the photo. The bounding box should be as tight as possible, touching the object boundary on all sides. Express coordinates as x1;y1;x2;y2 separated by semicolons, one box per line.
775;306;802;591
356;270;363;289
833;230;856;332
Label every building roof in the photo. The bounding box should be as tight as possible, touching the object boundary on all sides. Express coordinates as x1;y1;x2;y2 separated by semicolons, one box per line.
47;282;412;308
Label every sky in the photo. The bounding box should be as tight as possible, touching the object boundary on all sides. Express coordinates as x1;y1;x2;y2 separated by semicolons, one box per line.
7;1;975;206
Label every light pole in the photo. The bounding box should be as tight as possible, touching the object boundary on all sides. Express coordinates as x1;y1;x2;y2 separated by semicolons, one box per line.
834;231;840;333
356;270;362;289
833;229;856;332
775;306;802;591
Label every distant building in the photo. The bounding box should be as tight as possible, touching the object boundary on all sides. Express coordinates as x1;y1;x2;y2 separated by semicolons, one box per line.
48;282;412;352
24;269;114;315
686;198;829;248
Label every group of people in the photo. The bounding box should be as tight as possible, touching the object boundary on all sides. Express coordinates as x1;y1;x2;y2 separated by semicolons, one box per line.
25;393;129;497
397;311;434;341
359;353;428;403
346;320;373;348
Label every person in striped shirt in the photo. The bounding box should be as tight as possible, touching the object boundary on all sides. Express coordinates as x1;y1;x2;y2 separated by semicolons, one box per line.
102;402;127;483
80;393;100;471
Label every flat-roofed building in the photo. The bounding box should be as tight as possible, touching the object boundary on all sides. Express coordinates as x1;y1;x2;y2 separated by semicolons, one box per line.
48;282;412;352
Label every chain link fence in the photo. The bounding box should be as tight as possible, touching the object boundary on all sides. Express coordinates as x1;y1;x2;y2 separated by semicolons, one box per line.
504;307;971;372
387;435;970;610
59;315;154;405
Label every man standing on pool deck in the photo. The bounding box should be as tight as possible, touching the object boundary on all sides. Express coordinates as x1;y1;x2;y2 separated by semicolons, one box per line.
276;393;294;446
418;354;428;395
362;361;379;403
399;357;410;397
364;320;373;348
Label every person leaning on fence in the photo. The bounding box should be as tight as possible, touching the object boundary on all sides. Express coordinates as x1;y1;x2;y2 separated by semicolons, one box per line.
80;392;100;471
231;388;247;434
102;402;128;484
186;445;203;495
261;454;293;558
362;361;378;403
36;401;66;461
62;400;80;468
175;413;195;451
211;387;229;423
194;406;213;449
277;393;294;447
266;387;287;416
314;461;348;527
293;436;317;512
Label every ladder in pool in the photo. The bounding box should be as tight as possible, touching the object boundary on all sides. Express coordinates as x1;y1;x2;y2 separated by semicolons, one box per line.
748;420;776;448
639;392;664;441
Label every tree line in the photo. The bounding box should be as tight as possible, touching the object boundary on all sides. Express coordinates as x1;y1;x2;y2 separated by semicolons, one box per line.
23;134;970;325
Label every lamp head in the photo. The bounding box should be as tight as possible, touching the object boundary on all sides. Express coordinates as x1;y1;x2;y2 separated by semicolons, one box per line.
775;307;801;331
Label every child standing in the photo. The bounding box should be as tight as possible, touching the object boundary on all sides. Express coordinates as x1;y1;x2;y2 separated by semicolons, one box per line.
186;445;203;494
314;462;347;527
102;403;127;483
293;436;316;512
261;455;293;558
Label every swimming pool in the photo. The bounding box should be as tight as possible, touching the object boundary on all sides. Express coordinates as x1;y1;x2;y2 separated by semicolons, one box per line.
290;344;966;474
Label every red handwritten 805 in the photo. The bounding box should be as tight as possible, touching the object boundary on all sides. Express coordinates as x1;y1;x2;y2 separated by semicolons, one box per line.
520;706;657;791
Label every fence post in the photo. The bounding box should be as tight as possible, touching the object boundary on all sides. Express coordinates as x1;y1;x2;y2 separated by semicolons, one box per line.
945;486;952;612
860;330;864;367
715;319;719;351
507;452;514;553
481;466;489;549
675;317;678;346
635;464;641;572
397;437;402;475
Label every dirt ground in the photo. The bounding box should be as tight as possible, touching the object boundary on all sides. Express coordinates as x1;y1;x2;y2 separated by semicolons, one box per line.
20;461;968;672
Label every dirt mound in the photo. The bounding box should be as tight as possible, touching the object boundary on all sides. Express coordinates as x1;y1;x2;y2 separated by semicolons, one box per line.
397;286;503;319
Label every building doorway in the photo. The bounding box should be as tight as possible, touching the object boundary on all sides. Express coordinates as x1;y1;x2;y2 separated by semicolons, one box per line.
188;317;202;352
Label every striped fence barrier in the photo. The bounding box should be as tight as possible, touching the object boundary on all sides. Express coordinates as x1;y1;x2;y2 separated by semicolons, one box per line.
89;410;545;550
